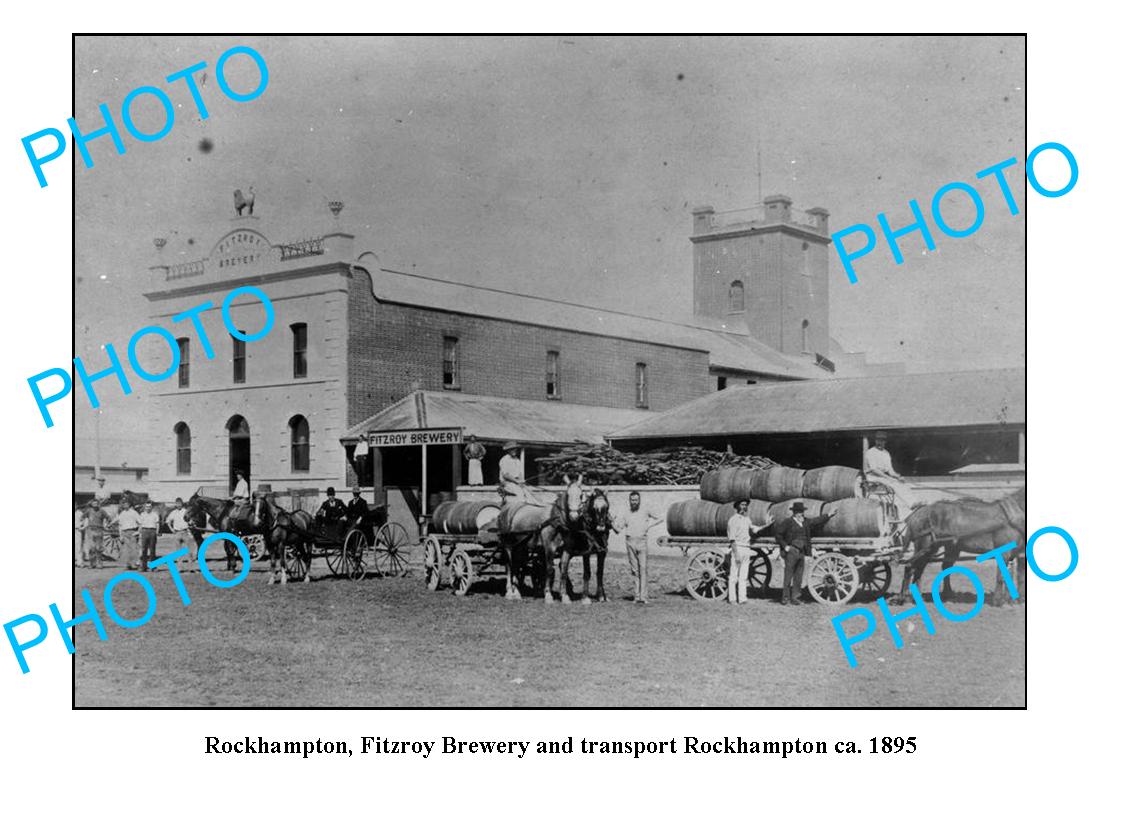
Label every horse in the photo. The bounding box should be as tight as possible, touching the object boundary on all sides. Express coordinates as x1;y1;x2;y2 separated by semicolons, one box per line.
553;487;611;604
894;487;1027;607
263;496;314;584
496;501;552;601
186;491;271;572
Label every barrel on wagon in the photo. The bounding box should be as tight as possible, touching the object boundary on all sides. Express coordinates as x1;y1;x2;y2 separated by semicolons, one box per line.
819;498;889;537
750;466;807;502
431;500;501;535
700;468;758;503
666;499;738;537
801;466;861;502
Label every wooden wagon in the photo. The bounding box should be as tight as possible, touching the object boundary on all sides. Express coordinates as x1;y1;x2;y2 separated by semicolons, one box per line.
281;504;412;582
655;533;900;605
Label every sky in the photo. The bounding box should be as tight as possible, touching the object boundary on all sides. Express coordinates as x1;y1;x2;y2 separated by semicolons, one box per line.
74;35;1025;449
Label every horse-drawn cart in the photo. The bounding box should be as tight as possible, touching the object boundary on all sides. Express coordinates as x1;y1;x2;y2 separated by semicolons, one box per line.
280;504;412;582
656;534;899;605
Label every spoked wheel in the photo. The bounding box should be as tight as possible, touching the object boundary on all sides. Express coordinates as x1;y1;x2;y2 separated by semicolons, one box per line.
745;549;773;594
806;553;860;605
102;535;121;561
450;547;474;596
283;543;308;582
244;534;267;561
685;549;729;601
324;543;345;576
423;535;443;590
857;561;893;600
342;528;368;581
373;522;411;576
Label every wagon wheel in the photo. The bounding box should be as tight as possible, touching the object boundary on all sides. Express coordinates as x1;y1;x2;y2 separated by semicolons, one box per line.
342;528;368;581
244;534;267;561
806;553;860;605
283;543;308;582
685;549;729;601
450;547;474;596
373;522;411;577
423;535;443;590
102;534;122;561
745;549;773;594
324;541;345;576
857;561;893;600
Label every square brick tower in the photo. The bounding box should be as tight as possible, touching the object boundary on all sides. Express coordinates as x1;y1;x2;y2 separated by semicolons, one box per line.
691;195;831;357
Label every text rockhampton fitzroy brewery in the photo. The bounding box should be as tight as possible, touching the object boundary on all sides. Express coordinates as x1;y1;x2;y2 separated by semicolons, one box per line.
203;736;918;759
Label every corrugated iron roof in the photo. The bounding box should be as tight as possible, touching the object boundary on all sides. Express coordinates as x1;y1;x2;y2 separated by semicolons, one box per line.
360;265;826;380
609;368;1026;439
342;390;656;446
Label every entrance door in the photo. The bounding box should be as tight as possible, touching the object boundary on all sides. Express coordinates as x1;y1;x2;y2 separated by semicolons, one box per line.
227;415;251;492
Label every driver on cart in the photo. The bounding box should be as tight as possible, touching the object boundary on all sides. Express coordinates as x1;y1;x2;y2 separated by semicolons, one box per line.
317;487;348;526
347;486;369;526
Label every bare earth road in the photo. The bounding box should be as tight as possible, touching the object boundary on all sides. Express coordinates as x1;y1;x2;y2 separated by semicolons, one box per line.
73;542;1025;708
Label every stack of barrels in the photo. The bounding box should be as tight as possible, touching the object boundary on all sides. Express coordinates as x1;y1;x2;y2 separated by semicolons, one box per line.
666;465;887;538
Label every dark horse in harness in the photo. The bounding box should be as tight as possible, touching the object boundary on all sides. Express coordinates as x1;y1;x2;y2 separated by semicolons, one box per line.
186;491;274;573
540;479;611;604
894;487;1027;606
263;496;314;584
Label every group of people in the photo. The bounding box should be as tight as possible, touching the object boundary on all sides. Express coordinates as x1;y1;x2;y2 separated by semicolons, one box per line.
73;481;197;572
314;485;372;526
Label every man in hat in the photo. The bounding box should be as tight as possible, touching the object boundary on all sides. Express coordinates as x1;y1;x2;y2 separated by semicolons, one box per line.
165;497;195;571
93;476;112;505
347;486;370;525
726;499;769;605
773;501;836;605
317;487;348;525
498;442;545;506
86;500;108;569
463;435;486;486
116;500;142;571
138;500;161;572
863;431;920;510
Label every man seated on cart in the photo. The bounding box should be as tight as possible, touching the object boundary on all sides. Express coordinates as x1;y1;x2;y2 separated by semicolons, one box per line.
863;430;921;513
316;487;349;536
347;486;369;526
498;442;547;507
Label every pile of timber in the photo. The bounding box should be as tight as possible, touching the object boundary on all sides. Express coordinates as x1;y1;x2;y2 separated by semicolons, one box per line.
535;445;778;486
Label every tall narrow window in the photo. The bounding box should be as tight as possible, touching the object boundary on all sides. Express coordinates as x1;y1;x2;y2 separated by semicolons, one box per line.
292;323;307;378
177;338;190;388
801;319;810;353
546;350;560;399
717;376;727;391
635;363;648;408
233;334;246;383
443;336;460;389
174;422;191;475
290;415;310;472
728;280;745;312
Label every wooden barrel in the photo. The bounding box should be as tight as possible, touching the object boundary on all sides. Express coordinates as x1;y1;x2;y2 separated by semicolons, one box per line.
768;498;825;525
820;498;888;538
802;466;861;502
747;499;772;527
431;500;502;535
666;500;738;537
699;468;757;504
750;466;807;502
498;503;553;534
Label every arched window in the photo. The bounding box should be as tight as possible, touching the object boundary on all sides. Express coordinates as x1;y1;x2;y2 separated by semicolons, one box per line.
174;422;191;475
801;319;810;352
728;280;745;312
290;415;310;473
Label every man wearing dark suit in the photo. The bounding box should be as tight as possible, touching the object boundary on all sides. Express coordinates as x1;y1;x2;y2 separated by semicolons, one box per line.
347;487;370;525
773;501;836;605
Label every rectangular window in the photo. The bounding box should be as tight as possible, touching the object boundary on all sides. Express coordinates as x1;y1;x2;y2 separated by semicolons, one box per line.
546;351;560;399
233;335;246;383
177;445;191;475
177;338;190;388
635;363;648;408
717;376;727;391
443;336;460;389
292;323;308;378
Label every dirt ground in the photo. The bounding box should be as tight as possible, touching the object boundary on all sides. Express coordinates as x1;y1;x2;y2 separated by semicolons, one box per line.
73;537;1025;707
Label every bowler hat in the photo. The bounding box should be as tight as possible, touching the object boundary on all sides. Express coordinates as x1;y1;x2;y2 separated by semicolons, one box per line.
790;501;807;513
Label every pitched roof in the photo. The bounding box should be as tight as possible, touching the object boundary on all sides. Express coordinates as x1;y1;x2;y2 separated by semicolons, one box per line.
609;367;1026;440
341;390;655;446
359;265;827;380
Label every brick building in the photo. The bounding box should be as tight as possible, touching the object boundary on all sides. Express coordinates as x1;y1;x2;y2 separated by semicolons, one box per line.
137;196;833;505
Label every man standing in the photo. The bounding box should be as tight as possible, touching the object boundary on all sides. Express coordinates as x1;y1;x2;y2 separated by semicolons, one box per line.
74;505;89;567
165;498;195;571
773;501;835;605
138;500;161;572
116;501;141;571
317;487;347;524
612;491;663;604
93;476;112;505
463;435;486;486
86;500;107;569
347;486;370;525
726;499;768;605
863;431;920;510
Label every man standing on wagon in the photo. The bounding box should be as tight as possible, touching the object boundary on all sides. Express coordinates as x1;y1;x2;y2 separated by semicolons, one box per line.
773;501;835;605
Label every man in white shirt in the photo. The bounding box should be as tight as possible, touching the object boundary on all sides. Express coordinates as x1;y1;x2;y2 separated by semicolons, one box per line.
138;500;161;572
116;502;141;570
727;500;768;604
93;476;112;505
165;498;195;570
863;431;920;510
498;442;545;506
74;506;88;567
612;491;663;604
